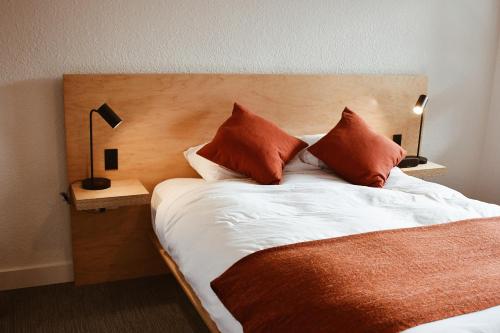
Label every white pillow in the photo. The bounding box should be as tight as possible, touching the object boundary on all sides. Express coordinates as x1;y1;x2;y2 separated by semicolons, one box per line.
185;135;326;181
298;134;328;169
283;154;321;172
184;144;246;181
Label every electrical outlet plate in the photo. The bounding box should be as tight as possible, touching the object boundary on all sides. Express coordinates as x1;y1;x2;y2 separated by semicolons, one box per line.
104;149;118;170
392;134;402;146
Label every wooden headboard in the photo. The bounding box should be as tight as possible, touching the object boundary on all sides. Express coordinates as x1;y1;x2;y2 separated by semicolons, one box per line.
63;74;427;285
64;74;426;190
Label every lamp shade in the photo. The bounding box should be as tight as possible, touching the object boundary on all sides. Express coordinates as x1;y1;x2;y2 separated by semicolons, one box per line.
96;103;122;128
413;95;428;115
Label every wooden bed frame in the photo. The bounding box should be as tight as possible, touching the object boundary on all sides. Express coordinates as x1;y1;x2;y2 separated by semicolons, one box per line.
63;73;426;330
149;231;221;333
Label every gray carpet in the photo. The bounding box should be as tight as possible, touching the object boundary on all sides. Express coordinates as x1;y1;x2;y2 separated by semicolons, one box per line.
0;275;210;333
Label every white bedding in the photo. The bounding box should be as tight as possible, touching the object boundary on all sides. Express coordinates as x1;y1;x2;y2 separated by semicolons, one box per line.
152;169;500;333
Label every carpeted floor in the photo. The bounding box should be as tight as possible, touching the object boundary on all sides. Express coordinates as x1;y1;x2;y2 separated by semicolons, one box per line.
0;275;210;333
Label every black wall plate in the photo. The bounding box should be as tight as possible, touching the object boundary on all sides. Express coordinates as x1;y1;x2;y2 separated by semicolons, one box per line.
393;134;402;146
104;149;118;170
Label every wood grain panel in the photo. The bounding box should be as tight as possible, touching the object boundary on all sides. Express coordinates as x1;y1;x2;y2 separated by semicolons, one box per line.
64;74;427;189
71;179;150;210
63;73;427;285
401;162;447;179
70;205;167;285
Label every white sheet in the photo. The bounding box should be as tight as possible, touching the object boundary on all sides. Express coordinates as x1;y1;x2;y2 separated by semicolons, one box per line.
152;169;500;333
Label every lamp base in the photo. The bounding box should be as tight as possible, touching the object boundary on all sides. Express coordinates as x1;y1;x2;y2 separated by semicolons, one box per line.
398;156;428;168
81;177;111;190
406;155;428;164
398;157;420;168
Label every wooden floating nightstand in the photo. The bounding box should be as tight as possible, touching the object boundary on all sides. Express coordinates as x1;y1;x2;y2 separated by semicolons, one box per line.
401;162;447;179
69;178;166;285
71;179;150;210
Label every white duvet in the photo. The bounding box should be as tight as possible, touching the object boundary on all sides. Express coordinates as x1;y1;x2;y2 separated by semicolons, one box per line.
152;168;500;333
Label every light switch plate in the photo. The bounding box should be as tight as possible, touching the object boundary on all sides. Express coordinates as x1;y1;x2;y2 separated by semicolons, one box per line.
104;149;118;170
393;134;402;146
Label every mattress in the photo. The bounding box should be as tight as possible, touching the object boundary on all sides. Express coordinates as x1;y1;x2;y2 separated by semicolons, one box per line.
152;168;500;333
151;177;205;222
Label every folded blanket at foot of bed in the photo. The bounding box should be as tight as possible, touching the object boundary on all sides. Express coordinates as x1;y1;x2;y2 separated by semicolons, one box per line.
211;217;500;333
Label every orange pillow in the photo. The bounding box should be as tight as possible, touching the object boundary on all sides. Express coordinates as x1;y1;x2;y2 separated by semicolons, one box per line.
197;103;307;185
308;108;406;187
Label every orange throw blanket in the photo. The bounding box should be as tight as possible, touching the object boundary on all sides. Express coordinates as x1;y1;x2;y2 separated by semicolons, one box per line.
211;217;500;333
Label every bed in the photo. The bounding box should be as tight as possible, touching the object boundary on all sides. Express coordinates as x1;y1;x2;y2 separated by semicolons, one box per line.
151;168;500;333
62;73;499;332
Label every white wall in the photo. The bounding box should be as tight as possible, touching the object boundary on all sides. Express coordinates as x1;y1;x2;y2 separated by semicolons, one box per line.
1;0;499;289
477;28;500;204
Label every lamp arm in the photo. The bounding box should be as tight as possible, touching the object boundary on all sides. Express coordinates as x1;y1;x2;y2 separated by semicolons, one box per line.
89;109;96;180
417;112;424;157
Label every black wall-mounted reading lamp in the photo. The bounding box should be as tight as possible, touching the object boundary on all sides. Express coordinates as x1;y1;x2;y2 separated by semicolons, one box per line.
81;103;122;190
398;95;429;168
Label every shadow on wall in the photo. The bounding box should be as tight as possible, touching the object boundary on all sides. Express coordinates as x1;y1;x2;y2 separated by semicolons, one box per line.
0;78;72;269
